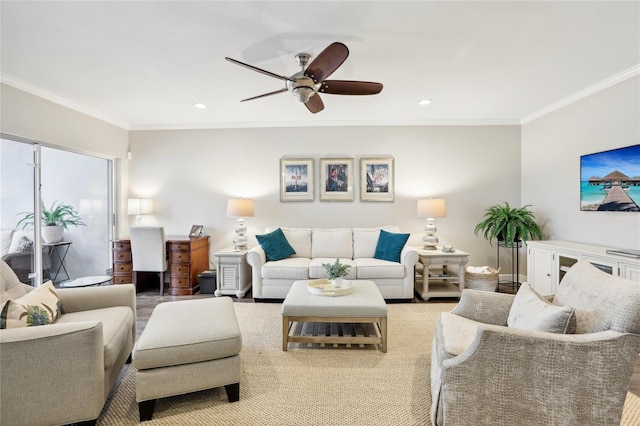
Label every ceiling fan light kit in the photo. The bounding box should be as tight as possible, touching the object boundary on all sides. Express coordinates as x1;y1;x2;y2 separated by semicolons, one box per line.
225;42;383;114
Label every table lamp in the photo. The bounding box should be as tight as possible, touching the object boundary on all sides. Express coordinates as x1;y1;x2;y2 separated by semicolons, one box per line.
227;198;255;251
417;198;446;250
127;198;152;226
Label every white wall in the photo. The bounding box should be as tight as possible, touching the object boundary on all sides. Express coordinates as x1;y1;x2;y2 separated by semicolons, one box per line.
521;76;640;250
129;125;521;269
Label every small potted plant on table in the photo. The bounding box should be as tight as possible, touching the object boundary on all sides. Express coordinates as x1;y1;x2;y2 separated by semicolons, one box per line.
323;258;350;288
17;200;86;243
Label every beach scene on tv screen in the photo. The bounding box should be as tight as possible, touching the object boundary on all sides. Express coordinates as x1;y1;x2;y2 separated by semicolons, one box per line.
580;144;640;212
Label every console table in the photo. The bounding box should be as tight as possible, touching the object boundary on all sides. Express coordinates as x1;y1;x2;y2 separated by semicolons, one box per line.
112;235;210;295
414;248;469;300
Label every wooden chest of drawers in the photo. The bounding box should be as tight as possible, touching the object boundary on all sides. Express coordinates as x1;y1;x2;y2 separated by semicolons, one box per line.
111;235;210;295
112;240;133;284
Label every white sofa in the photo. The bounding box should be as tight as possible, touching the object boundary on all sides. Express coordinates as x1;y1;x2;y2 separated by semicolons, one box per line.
247;226;419;300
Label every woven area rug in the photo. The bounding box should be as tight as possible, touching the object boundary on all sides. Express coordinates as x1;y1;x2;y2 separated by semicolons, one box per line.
98;302;640;426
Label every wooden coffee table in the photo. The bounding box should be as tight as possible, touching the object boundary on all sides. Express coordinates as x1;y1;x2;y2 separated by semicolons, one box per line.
281;280;388;352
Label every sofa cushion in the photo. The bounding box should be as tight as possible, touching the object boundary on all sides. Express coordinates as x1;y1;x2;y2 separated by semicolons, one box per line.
8;230;34;254
262;257;311;280
256;228;296;261
0;260;29;304
0;281;61;329
354;258;405;279
353;226;400;259
508;282;576;334
309;258;357;280
311;228;353;259
1;229;14;256
57;306;134;370
267;227;312;258
440;312;480;356
374;230;410;263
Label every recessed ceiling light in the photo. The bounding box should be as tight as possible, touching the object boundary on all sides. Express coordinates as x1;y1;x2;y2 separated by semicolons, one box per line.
193;103;207;109
418;99;432;106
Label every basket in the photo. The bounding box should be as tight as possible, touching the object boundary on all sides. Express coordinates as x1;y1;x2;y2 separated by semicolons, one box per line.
464;267;500;292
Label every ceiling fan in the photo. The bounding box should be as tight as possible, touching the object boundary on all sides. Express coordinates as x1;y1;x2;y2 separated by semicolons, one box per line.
225;42;383;114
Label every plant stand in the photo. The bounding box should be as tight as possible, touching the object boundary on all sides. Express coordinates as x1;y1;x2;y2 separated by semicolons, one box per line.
497;240;521;293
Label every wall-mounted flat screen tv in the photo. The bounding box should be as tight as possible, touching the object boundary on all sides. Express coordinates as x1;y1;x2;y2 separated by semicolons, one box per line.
580;144;640;212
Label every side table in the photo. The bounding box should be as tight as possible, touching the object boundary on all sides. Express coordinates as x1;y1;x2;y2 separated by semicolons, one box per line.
59;275;112;288
213;247;252;298
414;247;469;300
43;241;72;283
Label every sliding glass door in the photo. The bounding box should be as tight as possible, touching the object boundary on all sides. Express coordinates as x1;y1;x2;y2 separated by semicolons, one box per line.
1;136;113;286
0;138;37;284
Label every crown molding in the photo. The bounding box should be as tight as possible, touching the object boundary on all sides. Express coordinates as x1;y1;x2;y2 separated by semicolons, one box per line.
1;75;130;130
521;64;640;124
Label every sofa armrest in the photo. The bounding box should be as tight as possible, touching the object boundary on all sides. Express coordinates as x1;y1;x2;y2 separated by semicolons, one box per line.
0;322;106;424
438;326;640;425
247;245;266;266
58;283;135;313
400;245;419;267
247;246;266;298
451;289;515;325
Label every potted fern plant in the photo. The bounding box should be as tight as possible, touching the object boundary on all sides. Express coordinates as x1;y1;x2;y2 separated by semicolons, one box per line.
474;202;542;247
17;200;86;243
322;258;350;288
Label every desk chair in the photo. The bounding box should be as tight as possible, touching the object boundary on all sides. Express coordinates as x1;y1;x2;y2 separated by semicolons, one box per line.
130;226;167;295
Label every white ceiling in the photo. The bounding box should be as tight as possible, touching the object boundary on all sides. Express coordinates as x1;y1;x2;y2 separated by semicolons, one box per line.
1;1;638;130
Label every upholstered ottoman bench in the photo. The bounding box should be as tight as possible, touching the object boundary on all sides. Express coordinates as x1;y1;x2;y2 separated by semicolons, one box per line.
133;297;242;421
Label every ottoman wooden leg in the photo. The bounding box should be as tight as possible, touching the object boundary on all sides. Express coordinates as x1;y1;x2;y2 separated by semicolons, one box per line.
139;399;157;422
225;382;240;402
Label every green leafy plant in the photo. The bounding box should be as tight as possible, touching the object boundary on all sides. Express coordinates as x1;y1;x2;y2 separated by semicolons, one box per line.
322;258;350;280
17;200;86;229
474;202;542;247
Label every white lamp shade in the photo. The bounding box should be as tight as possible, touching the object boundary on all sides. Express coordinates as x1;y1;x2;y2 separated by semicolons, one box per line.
226;198;255;218
127;198;152;215
417;198;446;218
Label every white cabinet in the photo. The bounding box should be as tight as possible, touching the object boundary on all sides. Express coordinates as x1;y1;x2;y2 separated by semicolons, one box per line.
621;262;640;281
528;246;555;295
214;247;251;298
526;241;640;294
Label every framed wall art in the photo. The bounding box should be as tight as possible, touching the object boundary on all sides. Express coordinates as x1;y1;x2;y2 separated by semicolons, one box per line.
580;144;640;212
280;158;314;202
360;157;394;202
319;158;354;201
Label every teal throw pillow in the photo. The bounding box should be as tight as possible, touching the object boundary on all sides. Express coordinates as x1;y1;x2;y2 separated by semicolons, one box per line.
374;230;410;263
256;228;296;261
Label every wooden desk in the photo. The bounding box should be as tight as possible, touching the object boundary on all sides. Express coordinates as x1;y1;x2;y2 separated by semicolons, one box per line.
112;235;209;295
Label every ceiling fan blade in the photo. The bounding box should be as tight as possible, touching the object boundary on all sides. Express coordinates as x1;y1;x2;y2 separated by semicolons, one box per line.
240;88;288;102
225;57;293;82
319;80;383;95
304;42;349;83
304;93;324;114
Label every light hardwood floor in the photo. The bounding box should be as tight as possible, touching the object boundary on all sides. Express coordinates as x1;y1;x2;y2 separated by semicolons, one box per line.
133;285;640;398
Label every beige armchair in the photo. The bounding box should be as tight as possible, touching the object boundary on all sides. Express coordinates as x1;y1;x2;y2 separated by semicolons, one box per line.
0;260;136;426
431;260;640;426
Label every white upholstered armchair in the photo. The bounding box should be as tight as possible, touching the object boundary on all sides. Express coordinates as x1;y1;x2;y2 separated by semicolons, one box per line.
0;260;136;425
430;260;640;426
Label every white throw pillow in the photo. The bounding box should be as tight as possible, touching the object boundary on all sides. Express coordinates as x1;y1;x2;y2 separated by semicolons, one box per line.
507;282;576;334
1;229;15;256
0;281;61;329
